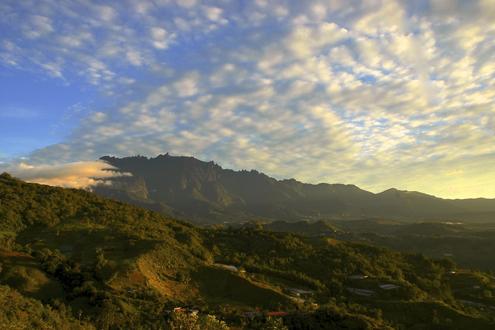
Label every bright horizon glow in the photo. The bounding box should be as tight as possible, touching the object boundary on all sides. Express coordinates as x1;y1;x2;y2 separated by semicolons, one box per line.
1;0;494;199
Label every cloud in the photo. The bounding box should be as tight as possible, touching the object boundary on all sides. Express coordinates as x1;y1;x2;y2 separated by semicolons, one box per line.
174;72;200;97
0;161;121;188
96;5;117;22
23;15;54;39
286;22;349;58
176;0;197;9
150;27;172;50
2;0;495;198
204;6;225;23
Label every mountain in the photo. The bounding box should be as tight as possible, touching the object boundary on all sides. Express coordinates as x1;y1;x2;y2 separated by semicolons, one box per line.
1;173;495;329
94;154;495;223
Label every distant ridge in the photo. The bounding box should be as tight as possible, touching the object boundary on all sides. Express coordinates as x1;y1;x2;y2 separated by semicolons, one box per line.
93;154;495;223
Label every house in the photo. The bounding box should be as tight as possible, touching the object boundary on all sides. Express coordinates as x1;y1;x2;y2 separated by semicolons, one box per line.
214;263;238;272
349;275;369;280
347;287;375;297
379;284;400;290
288;288;314;297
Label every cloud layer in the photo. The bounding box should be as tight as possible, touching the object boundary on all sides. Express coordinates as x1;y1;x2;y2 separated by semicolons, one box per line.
1;0;494;198
1;161;118;188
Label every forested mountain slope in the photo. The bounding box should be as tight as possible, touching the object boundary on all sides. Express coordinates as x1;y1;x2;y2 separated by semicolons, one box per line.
94;154;495;223
1;173;494;329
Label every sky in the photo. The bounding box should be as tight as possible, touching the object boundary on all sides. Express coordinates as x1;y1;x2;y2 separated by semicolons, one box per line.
0;0;494;198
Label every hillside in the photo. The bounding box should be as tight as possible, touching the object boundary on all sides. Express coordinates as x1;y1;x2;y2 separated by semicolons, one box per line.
1;173;495;329
235;220;339;237
94;154;495;223
327;219;495;272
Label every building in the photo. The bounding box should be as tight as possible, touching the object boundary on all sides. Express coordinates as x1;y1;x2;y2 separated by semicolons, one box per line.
288;288;314;297
379;284;400;290
214;263;238;272
348;275;369;280
347;288;375;297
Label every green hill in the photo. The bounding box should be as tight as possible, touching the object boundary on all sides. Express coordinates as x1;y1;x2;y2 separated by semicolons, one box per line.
1;173;494;329
0;284;93;329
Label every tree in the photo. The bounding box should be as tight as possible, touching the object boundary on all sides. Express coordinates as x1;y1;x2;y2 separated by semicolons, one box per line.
261;317;288;330
199;315;229;330
167;311;230;330
167;311;200;330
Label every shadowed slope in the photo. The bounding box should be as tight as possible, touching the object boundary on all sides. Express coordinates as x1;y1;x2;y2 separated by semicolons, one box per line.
94;155;495;223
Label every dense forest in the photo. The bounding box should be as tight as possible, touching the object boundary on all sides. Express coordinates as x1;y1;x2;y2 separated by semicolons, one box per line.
242;219;495;272
1;173;494;329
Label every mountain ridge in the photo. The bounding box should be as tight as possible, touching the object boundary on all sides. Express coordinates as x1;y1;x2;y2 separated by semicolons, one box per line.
93;154;495;224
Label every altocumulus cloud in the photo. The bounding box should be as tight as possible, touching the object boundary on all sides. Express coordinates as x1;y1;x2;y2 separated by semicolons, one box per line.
0;0;494;198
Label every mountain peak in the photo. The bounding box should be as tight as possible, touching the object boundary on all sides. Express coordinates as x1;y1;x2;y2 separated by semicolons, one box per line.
379;188;401;194
91;154;495;223
378;188;438;199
